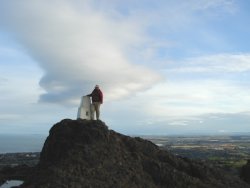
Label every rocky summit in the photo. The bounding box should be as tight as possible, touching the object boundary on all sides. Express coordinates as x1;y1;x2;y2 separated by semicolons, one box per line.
20;119;249;188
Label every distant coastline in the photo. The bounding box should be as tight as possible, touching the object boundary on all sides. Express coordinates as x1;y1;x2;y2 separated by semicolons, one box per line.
0;134;46;154
1;133;250;154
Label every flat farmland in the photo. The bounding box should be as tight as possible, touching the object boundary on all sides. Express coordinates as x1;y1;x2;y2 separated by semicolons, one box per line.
143;135;250;175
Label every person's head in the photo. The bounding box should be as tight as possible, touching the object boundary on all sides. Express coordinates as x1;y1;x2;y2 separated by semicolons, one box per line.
95;85;99;89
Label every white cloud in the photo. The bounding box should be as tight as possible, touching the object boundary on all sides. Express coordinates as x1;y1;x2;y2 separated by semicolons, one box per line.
0;0;162;105
0;77;7;84
129;79;250;120
165;53;250;73
189;0;236;12
168;120;189;126
0;0;239;106
0;0;248;135
142;0;237;29
0;114;21;120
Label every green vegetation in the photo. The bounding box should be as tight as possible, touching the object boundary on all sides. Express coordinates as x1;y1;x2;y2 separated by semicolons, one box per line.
145;135;250;175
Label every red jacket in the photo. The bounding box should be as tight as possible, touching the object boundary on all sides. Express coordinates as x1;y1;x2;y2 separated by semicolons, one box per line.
88;88;103;103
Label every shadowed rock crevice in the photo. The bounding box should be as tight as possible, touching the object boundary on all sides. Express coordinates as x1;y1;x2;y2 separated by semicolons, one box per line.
20;119;249;188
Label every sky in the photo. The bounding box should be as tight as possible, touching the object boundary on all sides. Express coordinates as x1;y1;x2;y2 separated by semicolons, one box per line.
0;0;250;135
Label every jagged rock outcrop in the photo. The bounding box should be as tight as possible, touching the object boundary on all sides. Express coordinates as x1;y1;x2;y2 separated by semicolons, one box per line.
20;119;249;188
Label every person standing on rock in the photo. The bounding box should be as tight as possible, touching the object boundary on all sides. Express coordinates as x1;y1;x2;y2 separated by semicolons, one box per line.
87;85;103;120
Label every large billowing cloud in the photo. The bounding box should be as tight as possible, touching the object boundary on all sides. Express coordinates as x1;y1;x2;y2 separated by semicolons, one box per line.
0;0;162;105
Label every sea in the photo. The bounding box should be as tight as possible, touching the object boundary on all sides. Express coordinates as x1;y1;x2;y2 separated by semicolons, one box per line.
0;134;46;154
0;134;47;187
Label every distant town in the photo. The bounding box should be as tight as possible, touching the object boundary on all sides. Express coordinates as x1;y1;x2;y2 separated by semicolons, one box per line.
144;135;250;175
